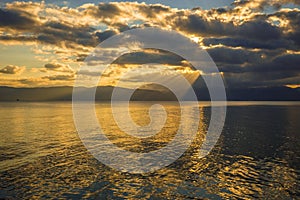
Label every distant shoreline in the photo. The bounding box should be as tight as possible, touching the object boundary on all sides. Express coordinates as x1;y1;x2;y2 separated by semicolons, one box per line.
0;86;299;101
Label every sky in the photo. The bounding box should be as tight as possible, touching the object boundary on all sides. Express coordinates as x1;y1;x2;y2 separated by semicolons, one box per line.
0;0;300;90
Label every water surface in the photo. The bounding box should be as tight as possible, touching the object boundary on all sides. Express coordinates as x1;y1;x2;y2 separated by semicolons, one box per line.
0;102;299;199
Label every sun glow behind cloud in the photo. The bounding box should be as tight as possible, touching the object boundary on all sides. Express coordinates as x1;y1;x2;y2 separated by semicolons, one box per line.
286;84;300;89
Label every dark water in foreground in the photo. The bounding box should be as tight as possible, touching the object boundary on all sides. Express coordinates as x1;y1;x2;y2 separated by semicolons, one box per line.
0;102;300;199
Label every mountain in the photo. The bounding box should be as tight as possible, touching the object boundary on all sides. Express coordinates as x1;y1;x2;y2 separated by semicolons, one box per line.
0;86;299;101
0;86;177;101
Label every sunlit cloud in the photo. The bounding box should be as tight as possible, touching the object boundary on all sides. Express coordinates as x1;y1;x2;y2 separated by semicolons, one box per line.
43;63;74;73
0;1;299;90
285;84;300;89
232;0;300;11
0;65;26;75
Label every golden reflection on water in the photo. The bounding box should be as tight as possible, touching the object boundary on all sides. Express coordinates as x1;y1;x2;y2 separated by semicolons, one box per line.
0;102;299;199
97;102;185;152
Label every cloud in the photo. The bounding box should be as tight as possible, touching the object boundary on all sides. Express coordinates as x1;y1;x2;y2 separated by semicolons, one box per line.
83;3;122;19
207;46;300;72
285;84;300;88
6;74;76;87
238;20;282;41
172;13;233;37
0;65;25;74
232;0;300;11
43;74;75;81
0;2;171;49
0;1;299;90
44;63;74;73
0;35;37;44
171;12;283;41
270;9;300;46
0;8;37;30
202;37;293;50
37;21;97;47
114;49;183;65
95;30;117;42
1;1;298;51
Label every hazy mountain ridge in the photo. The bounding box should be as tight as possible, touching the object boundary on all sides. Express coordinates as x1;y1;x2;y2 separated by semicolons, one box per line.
0;86;299;101
0;86;177;101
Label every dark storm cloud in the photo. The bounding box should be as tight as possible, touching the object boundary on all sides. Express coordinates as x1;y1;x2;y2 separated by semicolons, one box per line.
272;54;300;70
205;44;300;88
0;35;37;43
0;8;37;29
238;20;281;41
203;37;293;50
172;13;282;41
136;3;171;18
95;30;117;42
172;6;300;89
85;2;171;20
172;14;234;37
207;47;263;65
271;9;300;46
170;7;300;52
208;46;300;73
84;3;122;18
114;50;183;65
0;3;120;48
37;21;97;46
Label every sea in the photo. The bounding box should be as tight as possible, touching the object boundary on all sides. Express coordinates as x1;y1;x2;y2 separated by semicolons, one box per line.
0;102;299;199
